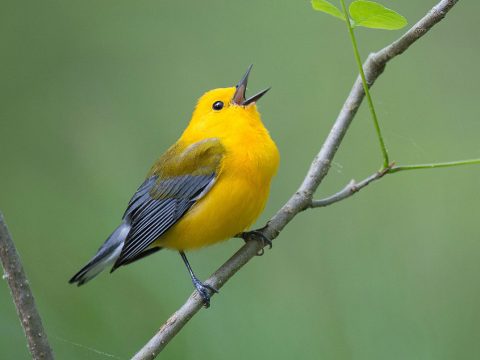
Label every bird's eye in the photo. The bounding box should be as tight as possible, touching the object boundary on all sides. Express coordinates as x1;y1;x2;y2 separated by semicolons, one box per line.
212;101;224;111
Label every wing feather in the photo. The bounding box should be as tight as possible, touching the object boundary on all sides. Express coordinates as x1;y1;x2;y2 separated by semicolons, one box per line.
112;138;224;269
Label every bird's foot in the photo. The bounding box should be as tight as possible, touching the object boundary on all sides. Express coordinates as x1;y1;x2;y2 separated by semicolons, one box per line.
192;278;218;308
237;229;272;256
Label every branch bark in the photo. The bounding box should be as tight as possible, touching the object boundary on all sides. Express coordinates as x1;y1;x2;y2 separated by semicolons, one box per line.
132;1;459;358
0;212;54;360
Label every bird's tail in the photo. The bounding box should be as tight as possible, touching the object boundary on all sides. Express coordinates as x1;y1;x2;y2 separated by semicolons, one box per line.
69;221;130;286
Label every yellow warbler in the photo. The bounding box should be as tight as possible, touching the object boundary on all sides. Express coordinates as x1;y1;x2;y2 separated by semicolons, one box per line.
69;65;279;306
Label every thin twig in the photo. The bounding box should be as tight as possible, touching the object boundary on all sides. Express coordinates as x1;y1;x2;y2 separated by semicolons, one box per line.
311;154;480;207
389;158;480;173
132;1;459;358
0;212;54;360
310;164;393;208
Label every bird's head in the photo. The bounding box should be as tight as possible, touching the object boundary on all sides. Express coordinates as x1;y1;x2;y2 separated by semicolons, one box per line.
185;65;270;136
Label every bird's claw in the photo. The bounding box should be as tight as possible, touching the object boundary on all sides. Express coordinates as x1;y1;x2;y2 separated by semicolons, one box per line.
237;229;272;256
192;278;218;308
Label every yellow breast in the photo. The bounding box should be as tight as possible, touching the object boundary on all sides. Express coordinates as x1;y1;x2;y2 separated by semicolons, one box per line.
158;127;279;250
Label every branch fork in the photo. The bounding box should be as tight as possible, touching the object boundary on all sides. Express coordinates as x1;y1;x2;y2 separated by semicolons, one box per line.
311;162;394;208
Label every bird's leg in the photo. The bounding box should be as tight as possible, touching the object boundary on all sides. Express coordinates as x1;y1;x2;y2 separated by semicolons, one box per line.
179;251;218;308
235;226;272;256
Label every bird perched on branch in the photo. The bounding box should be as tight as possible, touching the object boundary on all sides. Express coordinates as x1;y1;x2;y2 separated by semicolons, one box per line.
69;65;279;307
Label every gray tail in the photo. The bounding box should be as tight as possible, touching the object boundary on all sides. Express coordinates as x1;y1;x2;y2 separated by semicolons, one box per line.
69;221;130;286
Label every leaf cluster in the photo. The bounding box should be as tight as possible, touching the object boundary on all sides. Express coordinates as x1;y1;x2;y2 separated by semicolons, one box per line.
312;0;407;30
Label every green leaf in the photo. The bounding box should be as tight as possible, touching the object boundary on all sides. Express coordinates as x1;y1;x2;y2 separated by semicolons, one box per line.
349;0;407;30
311;0;345;21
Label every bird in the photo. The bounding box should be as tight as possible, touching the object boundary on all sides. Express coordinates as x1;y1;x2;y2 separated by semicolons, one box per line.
69;65;280;307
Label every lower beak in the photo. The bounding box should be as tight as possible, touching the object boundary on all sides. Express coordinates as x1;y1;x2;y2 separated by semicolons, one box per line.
232;65;270;106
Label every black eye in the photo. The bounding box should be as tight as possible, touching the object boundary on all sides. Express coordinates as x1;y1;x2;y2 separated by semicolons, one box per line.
212;101;224;110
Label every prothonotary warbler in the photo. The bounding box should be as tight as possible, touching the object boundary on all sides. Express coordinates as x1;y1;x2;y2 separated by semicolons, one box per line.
69;65;279;306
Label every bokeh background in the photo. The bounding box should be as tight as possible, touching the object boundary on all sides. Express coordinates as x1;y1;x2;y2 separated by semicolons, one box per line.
1;1;480;359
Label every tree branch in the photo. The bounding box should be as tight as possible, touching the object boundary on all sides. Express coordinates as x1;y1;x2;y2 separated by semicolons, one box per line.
0;212;54;360
310;163;393;208
132;1;459;358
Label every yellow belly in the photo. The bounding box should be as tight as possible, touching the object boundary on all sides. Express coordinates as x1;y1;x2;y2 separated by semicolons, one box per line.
155;174;271;250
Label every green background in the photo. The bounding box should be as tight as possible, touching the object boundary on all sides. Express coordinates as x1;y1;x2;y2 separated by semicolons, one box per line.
1;1;479;359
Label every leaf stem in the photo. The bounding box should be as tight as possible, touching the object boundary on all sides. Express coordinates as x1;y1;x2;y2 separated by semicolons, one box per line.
389;159;480;173
339;0;389;169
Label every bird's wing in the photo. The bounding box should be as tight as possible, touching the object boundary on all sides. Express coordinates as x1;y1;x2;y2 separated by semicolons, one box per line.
112;138;224;269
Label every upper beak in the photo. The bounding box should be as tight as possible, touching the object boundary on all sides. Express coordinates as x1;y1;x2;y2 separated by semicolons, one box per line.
232;64;270;106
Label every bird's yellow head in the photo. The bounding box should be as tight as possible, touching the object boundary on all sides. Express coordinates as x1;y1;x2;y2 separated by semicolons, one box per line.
183;65;271;140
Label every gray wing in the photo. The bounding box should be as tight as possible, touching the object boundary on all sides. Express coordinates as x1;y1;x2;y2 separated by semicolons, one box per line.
112;174;215;269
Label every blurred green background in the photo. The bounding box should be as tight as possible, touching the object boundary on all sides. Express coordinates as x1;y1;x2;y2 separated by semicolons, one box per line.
1;1;480;359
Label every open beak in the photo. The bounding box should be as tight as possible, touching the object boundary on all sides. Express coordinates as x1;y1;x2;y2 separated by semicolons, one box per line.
232;64;270;106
